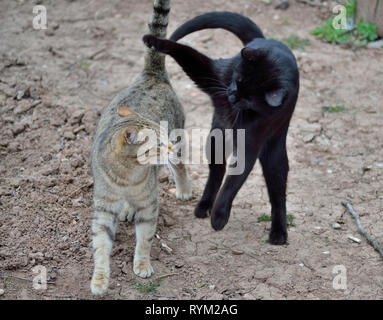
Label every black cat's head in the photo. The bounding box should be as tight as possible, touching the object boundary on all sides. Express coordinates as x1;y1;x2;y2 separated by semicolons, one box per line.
227;39;298;114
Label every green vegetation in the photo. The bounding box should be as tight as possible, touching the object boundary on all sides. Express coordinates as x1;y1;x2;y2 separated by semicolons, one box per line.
79;61;91;72
2;276;13;288
322;105;347;113
136;280;162;295
310;0;379;49
281;34;311;50
257;214;272;223
258;213;296;227
287;214;296;227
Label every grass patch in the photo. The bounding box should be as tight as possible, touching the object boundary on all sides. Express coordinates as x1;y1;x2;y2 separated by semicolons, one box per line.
281;34;311;50
287;214;296;227
257;214;271;223
79;61;91;72
310;0;379;49
2;276;13;288
322;105;347;113
136;280;162;295
258;213;296;227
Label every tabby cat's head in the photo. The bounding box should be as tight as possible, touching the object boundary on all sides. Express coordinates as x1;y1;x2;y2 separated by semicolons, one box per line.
109;106;172;165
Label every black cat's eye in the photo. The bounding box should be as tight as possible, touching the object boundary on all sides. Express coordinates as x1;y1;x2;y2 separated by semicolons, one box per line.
236;77;244;87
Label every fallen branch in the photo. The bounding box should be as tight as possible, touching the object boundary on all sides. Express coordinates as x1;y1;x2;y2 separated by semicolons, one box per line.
69;182;93;197
296;0;325;7
154;272;182;282
341;200;383;260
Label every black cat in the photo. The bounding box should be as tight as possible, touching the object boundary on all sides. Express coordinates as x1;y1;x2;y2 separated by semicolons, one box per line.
143;12;299;245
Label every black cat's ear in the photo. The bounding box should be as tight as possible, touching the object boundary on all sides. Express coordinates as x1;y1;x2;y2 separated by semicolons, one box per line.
265;89;286;107
241;47;268;62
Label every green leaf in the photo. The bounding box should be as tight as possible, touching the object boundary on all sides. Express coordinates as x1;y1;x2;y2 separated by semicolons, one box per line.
356;21;378;41
257;214;271;223
345;0;356;19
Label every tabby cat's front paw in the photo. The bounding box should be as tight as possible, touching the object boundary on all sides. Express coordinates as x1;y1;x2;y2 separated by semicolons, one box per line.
176;182;192;201
269;229;288;245
90;271;109;295
133;259;154;278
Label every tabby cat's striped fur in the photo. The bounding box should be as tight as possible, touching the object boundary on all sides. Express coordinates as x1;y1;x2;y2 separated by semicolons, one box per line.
90;0;191;295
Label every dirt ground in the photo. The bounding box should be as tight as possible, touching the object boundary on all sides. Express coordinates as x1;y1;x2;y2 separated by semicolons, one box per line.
0;0;382;300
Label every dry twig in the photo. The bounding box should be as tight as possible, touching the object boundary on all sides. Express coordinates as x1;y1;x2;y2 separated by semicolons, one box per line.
341;200;383;260
296;0;325;7
154;272;182;282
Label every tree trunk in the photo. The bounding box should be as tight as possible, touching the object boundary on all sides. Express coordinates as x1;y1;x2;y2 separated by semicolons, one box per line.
356;0;383;37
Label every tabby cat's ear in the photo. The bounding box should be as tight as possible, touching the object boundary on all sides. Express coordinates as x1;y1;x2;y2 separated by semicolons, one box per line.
118;105;136;117
241;47;269;62
265;89;286;107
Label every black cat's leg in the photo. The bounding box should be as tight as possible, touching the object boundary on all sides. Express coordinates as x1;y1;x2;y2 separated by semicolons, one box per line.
210;136;259;231
195;124;226;218
259;131;289;245
143;35;217;92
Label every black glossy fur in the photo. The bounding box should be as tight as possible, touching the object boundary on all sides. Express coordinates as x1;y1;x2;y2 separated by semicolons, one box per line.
143;12;299;245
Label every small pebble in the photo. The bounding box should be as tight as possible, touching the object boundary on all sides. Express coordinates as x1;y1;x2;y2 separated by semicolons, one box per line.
332;223;341;230
121;262;129;274
231;249;244;255
162;214;175;227
63;131;75;140
367;40;383;49
275;1;289;10
303;133;315;143
168;188;176;195
322;251;330;255
0;288;4;296
348;235;361;243
12;123;26;135
69;110;85;125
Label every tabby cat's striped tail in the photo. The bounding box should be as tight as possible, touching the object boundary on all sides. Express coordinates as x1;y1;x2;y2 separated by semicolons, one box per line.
144;0;171;74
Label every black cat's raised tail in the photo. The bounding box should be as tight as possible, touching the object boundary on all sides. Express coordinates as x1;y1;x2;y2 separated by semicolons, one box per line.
170;11;264;45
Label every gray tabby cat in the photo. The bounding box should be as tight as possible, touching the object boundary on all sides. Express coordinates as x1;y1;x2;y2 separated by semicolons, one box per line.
90;0;191;295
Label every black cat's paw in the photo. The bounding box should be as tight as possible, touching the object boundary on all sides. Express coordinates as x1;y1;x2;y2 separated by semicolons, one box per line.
142;34;158;49
268;230;288;245
194;200;211;219
211;206;230;231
